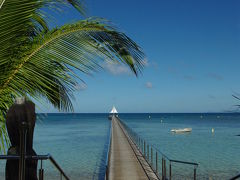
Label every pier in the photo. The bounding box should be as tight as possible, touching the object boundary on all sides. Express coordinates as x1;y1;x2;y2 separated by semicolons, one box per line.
106;114;199;180
108;116;159;180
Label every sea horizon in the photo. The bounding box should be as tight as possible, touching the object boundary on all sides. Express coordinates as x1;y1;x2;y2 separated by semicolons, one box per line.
37;112;240;114
1;113;238;179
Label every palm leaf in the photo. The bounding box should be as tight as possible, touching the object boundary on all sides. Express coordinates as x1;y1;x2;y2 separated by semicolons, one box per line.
0;1;145;154
0;0;85;153
0;0;84;69
1;18;144;112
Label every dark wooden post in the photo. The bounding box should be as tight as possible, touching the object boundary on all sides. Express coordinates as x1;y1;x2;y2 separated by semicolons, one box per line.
39;160;44;180
194;167;197;180
19;122;27;180
147;144;149;161
151;147;153;166
164;159;166;180
156;151;158;174
169;162;172;180
144;141;146;158
162;157;164;180
6;98;38;180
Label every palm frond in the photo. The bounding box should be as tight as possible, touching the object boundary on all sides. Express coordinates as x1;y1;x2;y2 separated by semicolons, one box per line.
0;18;144;112
0;0;85;110
0;0;5;9
66;0;85;15
0;0;84;69
0;0;85;153
0;1;145;154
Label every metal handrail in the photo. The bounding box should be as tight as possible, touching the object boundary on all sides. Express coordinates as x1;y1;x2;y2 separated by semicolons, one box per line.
169;159;198;166
0;154;50;160
118;118;169;158
117;117;198;180
230;173;240;180
49;156;69;180
0;154;70;180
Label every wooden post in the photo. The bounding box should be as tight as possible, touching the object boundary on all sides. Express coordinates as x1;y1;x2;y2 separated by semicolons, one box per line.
144;141;146;158
147;144;149;162
6;99;38;180
19;122;27;180
156;152;158;174
164;159;166;180
39;160;44;180
162;157;164;180
169;162;172;180
138;137;140;148
151;147;153;166
194;167;197;180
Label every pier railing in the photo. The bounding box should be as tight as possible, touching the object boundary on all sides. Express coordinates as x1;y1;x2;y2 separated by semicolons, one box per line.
118;118;198;180
0;154;69;180
0;122;69;180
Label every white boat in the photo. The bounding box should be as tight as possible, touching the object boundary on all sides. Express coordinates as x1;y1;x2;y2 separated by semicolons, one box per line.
171;128;192;133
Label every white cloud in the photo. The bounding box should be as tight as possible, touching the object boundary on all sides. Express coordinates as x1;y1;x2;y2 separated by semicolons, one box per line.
145;82;153;89
102;62;131;75
143;58;159;70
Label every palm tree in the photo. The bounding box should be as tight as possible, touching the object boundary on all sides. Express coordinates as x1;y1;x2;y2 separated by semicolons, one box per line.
0;0;145;153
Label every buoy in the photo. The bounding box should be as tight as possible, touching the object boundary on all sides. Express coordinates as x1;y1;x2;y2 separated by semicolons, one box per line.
149;115;151;119
212;128;215;133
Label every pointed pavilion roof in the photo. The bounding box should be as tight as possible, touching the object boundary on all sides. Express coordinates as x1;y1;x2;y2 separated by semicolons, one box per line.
110;106;118;114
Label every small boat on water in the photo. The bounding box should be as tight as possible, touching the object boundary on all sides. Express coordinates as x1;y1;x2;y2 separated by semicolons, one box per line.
171;128;192;133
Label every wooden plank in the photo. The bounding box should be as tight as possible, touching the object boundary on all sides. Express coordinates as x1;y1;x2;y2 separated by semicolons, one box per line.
108;116;158;180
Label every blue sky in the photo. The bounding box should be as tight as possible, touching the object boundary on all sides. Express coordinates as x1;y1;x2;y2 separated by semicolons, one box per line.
38;0;240;113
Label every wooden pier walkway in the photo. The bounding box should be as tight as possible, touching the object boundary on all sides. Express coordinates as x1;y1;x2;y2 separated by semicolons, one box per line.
108;116;158;180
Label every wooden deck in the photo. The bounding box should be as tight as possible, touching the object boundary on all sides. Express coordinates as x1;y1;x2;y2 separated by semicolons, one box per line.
108;116;158;180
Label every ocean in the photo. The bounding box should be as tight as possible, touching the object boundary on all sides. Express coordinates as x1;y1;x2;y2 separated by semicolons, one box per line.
120;113;240;179
0;113;239;179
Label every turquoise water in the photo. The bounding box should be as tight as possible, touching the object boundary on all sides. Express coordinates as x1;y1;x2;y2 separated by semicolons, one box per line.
0;113;239;179
120;113;240;179
0;113;111;180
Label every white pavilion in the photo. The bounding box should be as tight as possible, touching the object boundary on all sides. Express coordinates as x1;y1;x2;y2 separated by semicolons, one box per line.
110;106;118;114
109;106;118;119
